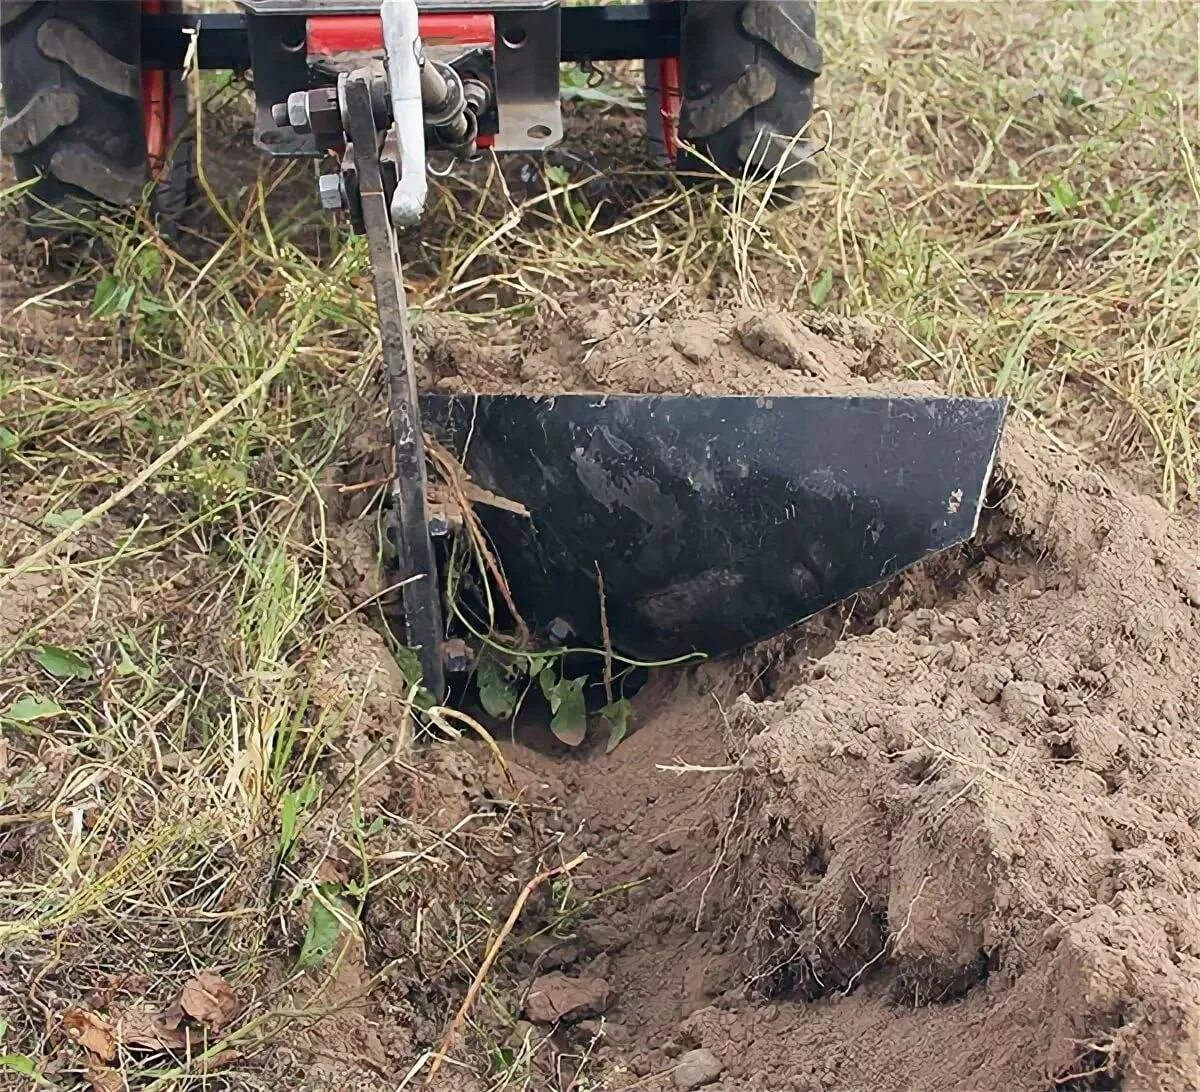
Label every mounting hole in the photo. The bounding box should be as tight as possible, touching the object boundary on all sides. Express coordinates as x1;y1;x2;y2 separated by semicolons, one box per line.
527;124;552;140
280;29;307;53
502;25;527;48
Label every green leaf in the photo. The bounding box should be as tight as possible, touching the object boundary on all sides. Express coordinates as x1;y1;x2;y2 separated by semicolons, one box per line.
135;245;163;280
0;1015;8;1039
0;1054;37;1077
5;695;63;723
34;644;92;680
0;1053;54;1088
137;296;172;316
115;648;138;677
280;775;317;856
365;815;386;838
93;275;135;319
545;164;570;187
43;507;83;529
525;653;550;678
1046;178;1080;217
0;427;17;453
477;654;520;720
392;645;435;710
540;669;588;747
600;698;634;753
297;884;345;969
489;1045;517;1073
809;267;834;307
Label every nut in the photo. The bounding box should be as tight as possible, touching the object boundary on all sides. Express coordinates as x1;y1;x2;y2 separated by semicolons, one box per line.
547;617;573;646
318;174;343;211
270;102;289;127
305;87;343;138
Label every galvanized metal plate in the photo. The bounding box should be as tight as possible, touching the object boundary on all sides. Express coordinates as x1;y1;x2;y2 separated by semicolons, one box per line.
420;393;1006;661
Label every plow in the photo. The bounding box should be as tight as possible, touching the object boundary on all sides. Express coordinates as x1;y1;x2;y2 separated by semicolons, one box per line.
2;0;1006;701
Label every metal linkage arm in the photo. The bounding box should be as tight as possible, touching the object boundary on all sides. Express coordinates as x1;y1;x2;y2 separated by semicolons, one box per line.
342;73;446;699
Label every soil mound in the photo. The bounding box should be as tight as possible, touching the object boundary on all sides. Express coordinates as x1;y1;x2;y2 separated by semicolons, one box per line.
714;426;1200;1090
419;279;915;396
465;291;1200;1091
506;419;1200;1091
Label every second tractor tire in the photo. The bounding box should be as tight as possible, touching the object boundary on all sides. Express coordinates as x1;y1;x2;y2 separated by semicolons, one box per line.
0;0;190;224
656;0;822;190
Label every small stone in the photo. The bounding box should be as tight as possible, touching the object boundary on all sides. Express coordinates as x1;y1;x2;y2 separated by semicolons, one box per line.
524;972;610;1024
1000;679;1047;725
674;1048;724;1090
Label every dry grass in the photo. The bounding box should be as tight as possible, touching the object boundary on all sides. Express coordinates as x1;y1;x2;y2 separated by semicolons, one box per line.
1;1;1198;1089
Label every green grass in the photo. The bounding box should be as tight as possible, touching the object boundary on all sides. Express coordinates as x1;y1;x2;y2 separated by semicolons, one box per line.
0;2;1197;1088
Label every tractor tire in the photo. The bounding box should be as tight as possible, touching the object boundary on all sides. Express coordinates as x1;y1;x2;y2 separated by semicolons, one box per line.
0;0;190;226
649;0;822;190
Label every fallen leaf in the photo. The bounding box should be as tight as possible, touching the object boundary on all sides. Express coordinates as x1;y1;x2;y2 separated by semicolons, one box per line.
62;1008;117;1062
85;1060;124;1092
114;1005;187;1051
5;694;63;722
297;887;343;970
35;644;93;680
177;972;237;1031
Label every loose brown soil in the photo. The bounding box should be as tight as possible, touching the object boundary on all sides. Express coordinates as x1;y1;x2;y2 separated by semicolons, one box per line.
413;296;1200;1090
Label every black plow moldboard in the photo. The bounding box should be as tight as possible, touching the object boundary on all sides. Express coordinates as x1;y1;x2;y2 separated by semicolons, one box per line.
419;393;1006;661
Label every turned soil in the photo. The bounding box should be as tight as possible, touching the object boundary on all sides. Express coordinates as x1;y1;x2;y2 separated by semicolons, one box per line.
412;293;1200;1091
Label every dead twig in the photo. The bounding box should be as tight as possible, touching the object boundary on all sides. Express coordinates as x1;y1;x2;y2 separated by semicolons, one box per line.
425;851;588;1085
595;562;614;704
426;439;530;641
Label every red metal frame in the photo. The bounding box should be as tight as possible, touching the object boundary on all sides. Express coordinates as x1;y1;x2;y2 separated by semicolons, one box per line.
141;0;172;176
307;13;497;147
656;55;682;160
306;13;494;55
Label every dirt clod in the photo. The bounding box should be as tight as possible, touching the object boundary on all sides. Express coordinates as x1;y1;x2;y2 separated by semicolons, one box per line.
524;972;611;1024
673;1048;724;1089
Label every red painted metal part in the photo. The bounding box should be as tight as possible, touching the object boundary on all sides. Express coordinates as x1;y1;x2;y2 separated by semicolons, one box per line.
656;55;682;160
307;12;494;54
141;0;172;175
308;13;497;147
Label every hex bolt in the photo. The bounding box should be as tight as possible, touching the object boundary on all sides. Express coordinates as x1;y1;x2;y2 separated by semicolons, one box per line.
443;638;472;674
270;102;289;127
318;174;343;211
547;617;574;646
287;91;312;133
428;512;451;537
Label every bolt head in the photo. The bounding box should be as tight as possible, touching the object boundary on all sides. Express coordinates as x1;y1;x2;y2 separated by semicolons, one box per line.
318;174;343;211
547;617;573;646
270;102;289;127
287;91;312;133
443;638;472;675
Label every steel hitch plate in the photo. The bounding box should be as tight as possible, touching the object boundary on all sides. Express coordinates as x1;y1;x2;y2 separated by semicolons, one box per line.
419;393;1006;661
